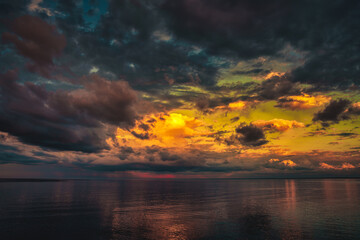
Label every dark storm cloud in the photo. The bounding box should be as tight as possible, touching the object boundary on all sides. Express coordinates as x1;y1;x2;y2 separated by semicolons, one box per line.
52;0;219;87
2;15;66;78
225;124;268;147
162;0;288;58
162;0;360;87
0;70;138;152
290;1;360;87
2;0;359;90
235;124;268;146
313;99;351;123
257;75;299;100
62;75;138;125
0;0;27;18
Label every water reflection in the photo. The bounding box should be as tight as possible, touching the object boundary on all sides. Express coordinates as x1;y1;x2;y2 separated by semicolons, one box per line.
0;179;359;240
284;179;296;210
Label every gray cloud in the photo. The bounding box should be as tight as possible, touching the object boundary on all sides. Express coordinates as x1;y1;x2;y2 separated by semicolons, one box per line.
0;70;138;152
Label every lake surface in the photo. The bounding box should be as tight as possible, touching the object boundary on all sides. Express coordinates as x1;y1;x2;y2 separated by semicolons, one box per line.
0;178;360;240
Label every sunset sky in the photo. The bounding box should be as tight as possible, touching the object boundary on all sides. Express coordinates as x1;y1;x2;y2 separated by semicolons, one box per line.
0;0;360;178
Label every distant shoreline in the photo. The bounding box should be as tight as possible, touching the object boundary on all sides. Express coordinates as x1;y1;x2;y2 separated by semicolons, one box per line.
0;178;64;182
0;177;359;182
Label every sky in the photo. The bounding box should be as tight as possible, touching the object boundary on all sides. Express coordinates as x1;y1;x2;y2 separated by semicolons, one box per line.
0;0;360;179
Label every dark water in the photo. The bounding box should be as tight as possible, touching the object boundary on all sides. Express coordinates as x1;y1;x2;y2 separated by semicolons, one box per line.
1;179;360;240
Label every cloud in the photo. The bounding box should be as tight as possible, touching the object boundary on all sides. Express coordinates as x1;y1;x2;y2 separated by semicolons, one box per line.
319;162;356;170
231;124;268;147
265;72;285;80
267;158;297;168
195;97;251;113
2;15;66;78
258;75;299;100
0;151;44;165
4;0;360;90
348;102;360;114
28;0;54;16
64;75;138;125
252;119;305;132
195;98;211;111
114;113;209;148
277;94;331;110
0;71;138;152
223;100;248;110
162;0;360;87
313;99;351;122
1;1;360;177
204;100;252;113
130;131;150;140
52;0;220;87
288;1;360;87
159;151;182;162
162;0;288;59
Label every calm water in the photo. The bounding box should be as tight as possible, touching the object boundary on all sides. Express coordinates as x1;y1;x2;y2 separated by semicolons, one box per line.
0;179;360;240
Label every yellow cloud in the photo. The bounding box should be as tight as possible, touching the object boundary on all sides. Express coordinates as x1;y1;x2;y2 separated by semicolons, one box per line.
113;113;212;149
152;113;204;140
227;100;247;110
252;119;305;132
277;93;331;110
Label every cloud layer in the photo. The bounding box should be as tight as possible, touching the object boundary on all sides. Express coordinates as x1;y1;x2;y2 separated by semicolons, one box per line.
0;0;359;177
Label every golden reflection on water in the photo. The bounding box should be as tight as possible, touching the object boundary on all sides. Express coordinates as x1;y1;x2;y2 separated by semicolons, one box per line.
284;179;296;210
110;207;197;240
105;180;308;240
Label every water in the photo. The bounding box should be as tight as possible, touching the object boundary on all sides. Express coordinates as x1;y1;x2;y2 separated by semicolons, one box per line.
0;179;359;240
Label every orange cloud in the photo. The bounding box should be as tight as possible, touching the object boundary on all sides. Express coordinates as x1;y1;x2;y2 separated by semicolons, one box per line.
319;162;356;170
352;102;360;108
265;71;285;80
252;119;305;132
113;113;211;148
277;94;331;110
348;102;360;114
269;158;297;167
215;100;250;111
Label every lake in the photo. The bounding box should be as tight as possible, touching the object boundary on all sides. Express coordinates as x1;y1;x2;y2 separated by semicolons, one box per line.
0;179;359;239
